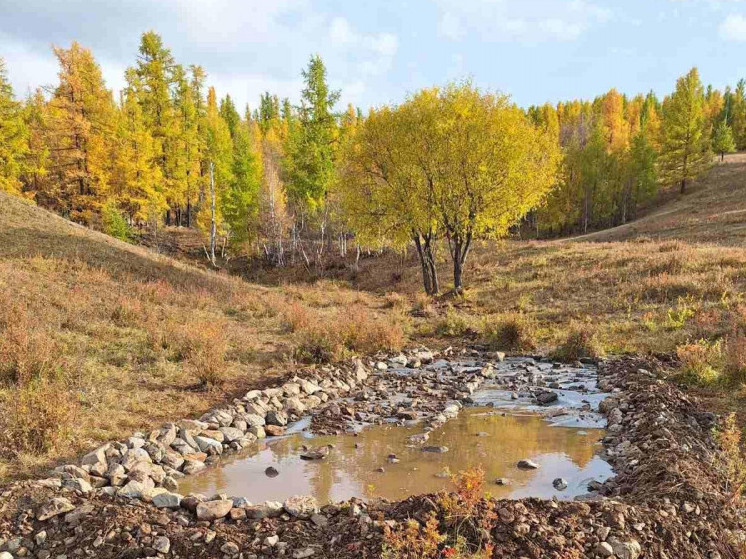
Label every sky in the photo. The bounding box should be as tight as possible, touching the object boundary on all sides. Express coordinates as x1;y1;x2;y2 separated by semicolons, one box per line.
2;0;746;112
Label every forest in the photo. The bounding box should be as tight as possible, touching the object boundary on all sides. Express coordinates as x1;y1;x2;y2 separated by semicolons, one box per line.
0;31;741;290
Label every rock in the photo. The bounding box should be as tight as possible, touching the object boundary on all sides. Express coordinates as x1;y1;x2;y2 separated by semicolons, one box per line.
246;501;283;519
180;493;206;511
311;513;328;527
194;436;222;455
153;536;171;554
229;507;247;520
284;495;318;519
81;444;110;466
118;478;155;499
285;397;306;415
64;504;95;524
608;538;642;559
294;548;316;559
182;459;206;475
37;497;75;521
595;542;614;557
422;446;449;453
265;425;286;437
196;499;233;521
220;541;240;555
120;448;152;471
266;410;288;426
536;391;558;405
517;459;540;470
265;466;280;477
152;492;182;509
219;427;245;442
264;535;280;547
408;432;429;444
552;478;568;490
494;478;511;486
300;447;329;460
0;553;13;559
249;425;266;439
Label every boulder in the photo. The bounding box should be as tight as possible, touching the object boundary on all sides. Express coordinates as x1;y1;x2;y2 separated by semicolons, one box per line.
152;492;183;509
517;459;540;470
37;497;75;521
196;499;233;521
284;495;318;519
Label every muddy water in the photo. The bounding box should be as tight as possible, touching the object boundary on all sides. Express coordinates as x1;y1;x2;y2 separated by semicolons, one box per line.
179;408;610;504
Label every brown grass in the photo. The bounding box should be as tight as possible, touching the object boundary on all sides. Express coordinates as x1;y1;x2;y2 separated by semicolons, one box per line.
482;313;537;352
0;192;403;480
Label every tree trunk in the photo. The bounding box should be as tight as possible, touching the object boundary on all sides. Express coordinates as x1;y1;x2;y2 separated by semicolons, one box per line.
413;234;433;295
680;178;686;194
209;161;216;266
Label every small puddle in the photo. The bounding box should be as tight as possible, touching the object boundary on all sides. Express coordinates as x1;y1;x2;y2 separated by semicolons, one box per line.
179;407;611;503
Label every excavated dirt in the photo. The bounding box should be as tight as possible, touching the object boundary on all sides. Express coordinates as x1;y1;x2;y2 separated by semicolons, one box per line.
1;356;745;559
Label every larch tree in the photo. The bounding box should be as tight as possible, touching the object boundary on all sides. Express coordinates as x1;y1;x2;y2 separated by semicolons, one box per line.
659;68;711;194
45;42;115;224
0;58;29;197
712;119;736;161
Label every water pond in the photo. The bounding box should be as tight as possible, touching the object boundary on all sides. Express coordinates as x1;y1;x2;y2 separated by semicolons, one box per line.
179;407;611;503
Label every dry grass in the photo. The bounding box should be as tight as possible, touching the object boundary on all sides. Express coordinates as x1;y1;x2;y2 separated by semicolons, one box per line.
0;192;403;481
481;313;538;352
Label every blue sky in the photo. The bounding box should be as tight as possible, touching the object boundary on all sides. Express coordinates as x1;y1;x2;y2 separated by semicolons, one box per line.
2;0;746;111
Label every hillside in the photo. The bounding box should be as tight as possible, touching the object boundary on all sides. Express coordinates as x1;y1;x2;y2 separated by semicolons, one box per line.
0;193;400;481
573;153;746;246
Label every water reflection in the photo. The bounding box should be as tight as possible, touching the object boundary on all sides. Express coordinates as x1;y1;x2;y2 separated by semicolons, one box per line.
178;408;611;503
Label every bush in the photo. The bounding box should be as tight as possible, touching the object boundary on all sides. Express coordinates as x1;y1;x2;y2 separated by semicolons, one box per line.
676;339;721;385
0;322;59;387
281;301;311;333
435;309;473;337
482;313;537;352
101;201;133;242
178;321;228;386
553;323;602;362
0;380;78;457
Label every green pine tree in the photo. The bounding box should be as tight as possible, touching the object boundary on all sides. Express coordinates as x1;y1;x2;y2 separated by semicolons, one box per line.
712;119;736;161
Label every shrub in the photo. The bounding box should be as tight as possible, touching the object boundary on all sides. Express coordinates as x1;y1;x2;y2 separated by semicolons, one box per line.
724;334;746;385
101;201;133;242
382;513;444;559
0;380;78;457
435;309;473;337
281;301;311;333
111;296;144;327
178;321;228;386
0;322;59;387
553;323;602;362
716;413;746;498
482;313;537;352
676;339;721;385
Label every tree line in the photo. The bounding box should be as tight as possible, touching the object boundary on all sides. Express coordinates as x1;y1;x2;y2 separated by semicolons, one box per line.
0;32;739;291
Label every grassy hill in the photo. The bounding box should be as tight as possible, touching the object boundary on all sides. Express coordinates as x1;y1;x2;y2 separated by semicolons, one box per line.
573;154;746;246
3;153;746;480
0;193;401;481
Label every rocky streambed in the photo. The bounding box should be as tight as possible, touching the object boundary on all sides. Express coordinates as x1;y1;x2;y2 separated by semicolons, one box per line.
0;352;744;558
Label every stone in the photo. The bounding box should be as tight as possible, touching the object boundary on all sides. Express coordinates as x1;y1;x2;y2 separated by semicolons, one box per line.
220;427;245;443
246;501;283;519
152;492;182;509
196;499;233;521
264;535;280;547
194;436;223;455
221;541;240;555
608;538;642;559
249;425;266;439
284;495;318;519
294;547;316;558
552;478;568;491
65;504;95;524
37;497;75;521
0;553;13;559
536;391;558;405
494;478;511;486
300;447;329;460
229;507;247;520
118;478;155;499
285;397;306;415
265;425;286;436
154;536;171;554
517;459;540;470
266;410;288;426
595;542;614;557
182;459;206;475
311;513;328;527
81;444;110;466
265;466;280;477
422;446;448;453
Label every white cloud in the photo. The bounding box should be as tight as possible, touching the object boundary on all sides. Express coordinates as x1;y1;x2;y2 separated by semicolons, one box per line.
720;13;746;39
327;17;399;76
434;0;613;42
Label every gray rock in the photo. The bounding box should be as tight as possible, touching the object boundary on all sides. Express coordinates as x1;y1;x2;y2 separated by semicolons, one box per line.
294;548;316;559
152;492;182;509
118;478;155;499
153;536;171;554
37;497;75;521
422;446;448;453
608;538;642;559
194;436;223;455
221;541;240;555
81;444;110;466
266;410;288;427
220;427;245;443
196;499;233;521
595;542;614;557
552;478;568;491
246;501;283;519
536;391;558;405
283;495;318;519
517;459;540;470
182;459;206;475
